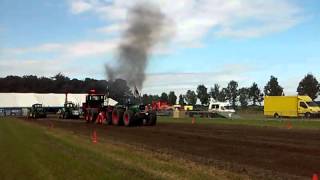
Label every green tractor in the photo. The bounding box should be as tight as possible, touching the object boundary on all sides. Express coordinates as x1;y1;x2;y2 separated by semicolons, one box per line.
29;104;47;119
111;98;157;127
59;102;80;119
82;89;157;127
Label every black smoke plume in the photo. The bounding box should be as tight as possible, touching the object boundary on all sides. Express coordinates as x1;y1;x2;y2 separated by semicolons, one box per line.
106;3;167;90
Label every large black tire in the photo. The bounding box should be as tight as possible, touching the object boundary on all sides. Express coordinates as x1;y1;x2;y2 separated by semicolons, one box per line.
147;112;157;126
305;112;311;119
123;110;134;127
85;114;90;123
105;112;112;125
89;112;95;123
112;109;124;126
274;113;280;119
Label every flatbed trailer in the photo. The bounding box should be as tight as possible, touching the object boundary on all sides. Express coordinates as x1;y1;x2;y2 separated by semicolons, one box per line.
186;111;233;118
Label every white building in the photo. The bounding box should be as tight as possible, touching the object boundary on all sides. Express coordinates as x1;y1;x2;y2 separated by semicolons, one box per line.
0;93;86;108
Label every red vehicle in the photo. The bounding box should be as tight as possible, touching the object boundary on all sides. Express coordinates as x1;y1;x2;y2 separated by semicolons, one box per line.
82;90;113;124
152;100;173;116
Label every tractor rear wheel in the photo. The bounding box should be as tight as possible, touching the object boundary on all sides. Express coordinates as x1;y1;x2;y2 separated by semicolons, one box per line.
147;111;157;126
112;109;124;126
105;112;112;125
123;110;134;127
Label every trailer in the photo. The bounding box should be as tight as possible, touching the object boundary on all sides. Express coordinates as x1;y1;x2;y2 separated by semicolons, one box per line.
186;101;235;119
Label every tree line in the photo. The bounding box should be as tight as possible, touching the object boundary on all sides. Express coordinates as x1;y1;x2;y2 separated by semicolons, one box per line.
0;73;132;104
141;74;320;109
0;73;319;108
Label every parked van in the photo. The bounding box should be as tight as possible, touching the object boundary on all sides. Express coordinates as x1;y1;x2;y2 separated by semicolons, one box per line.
264;96;320;118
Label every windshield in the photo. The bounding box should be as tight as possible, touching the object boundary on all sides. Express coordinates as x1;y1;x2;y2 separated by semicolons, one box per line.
306;102;319;107
66;103;75;108
89;95;103;101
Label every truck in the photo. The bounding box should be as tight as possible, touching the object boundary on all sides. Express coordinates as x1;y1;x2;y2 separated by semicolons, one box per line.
186;100;236;118
82;90;157;126
28;104;47;118
264;96;320;118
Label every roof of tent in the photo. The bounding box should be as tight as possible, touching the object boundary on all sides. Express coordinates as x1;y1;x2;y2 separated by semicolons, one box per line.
0;93;118;108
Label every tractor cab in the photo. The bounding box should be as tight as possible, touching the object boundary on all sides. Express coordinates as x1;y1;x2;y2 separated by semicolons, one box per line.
85;94;105;107
82;90;107;123
65;102;76;108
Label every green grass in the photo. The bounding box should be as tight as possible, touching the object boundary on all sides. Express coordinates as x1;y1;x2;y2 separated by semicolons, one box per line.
158;116;320;130
0;118;244;180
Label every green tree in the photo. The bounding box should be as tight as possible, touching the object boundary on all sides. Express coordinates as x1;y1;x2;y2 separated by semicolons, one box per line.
210;84;220;100
239;87;250;108
197;84;209;105
226;80;238;109
160;92;168;102
264;76;284;96
185;90;197;105
142;94;149;104
168;91;177;105
152;95;160;101
178;95;185;105
249;83;262;106
297;74;319;100
142;94;154;104
258;93;264;106
218;88;228;102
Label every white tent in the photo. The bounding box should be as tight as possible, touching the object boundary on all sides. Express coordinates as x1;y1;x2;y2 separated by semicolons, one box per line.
0;93;118;108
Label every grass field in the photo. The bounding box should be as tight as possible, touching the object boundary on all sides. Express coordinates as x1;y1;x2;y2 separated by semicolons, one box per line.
0;118;245;180
158;116;320;129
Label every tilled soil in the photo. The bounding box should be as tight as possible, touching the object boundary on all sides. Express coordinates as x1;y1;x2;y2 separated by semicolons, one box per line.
27;117;320;179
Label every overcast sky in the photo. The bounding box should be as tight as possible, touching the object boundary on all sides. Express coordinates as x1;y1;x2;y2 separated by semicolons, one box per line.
0;0;319;95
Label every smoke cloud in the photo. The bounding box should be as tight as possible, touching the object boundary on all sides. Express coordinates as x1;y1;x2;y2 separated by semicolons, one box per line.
106;3;168;90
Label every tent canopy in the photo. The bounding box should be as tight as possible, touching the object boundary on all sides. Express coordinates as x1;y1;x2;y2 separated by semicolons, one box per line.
0;93;118;108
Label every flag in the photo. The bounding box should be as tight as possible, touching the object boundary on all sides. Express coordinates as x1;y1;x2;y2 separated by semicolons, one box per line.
134;86;140;97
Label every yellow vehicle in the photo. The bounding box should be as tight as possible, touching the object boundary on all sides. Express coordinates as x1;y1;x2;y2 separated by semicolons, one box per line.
264;96;320;118
184;105;193;111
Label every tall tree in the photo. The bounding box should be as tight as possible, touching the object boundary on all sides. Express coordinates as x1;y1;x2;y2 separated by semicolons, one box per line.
297;74;319;100
178;95;185;105
185;90;197;105
226;80;238;109
264;76;284;96
168;91;177;105
218;88;228;102
197;84;209;105
142;94;150;105
249;83;262;106
160;92;168;102
258;93;264;106
239;87;250;108
210;84;220;100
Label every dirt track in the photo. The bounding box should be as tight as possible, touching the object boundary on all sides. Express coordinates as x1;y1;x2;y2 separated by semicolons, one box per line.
29;117;320;179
